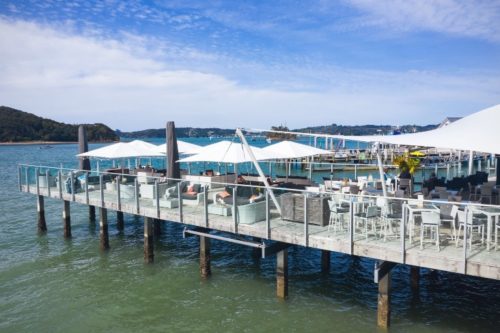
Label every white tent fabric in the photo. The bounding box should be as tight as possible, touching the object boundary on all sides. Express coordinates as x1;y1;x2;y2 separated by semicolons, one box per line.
128;140;160;151
177;140;271;163
262;140;332;159
155;141;202;155
77;141;164;159
329;104;500;154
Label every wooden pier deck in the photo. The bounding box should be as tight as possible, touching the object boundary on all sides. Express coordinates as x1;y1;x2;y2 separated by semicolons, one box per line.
21;181;500;281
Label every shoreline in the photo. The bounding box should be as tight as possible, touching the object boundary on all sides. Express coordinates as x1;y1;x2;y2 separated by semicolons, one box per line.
0;140;118;146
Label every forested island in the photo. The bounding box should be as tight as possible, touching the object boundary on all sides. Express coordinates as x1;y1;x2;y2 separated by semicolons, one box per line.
0;106;118;142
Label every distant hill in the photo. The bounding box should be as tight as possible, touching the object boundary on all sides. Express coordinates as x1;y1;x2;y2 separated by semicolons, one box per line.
294;123;437;136
118;127;236;138
0;106;119;142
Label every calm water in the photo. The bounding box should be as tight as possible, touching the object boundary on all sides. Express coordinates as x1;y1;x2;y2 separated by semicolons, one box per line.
1;139;499;333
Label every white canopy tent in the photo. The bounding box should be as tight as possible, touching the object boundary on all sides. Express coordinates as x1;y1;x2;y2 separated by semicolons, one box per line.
155;141;202;155
330;104;500;155
262;140;332;159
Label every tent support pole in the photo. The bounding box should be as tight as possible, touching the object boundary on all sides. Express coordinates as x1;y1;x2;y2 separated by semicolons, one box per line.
468;150;474;175
376;145;388;197
236;129;281;215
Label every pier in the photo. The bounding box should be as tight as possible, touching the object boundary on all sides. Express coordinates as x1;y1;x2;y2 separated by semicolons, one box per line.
19;163;500;329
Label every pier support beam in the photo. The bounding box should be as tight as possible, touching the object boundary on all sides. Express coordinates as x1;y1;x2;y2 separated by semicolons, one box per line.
153;219;161;237
374;261;396;329
410;266;420;291
144;217;154;263
89;206;96;223
276;248;288;299
199;235;211;278
116;211;124;231
321;250;330;273
37;195;47;233
99;208;109;250
62;200;71;238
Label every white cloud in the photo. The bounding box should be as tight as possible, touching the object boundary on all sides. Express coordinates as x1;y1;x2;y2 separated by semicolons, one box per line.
345;0;500;41
0;18;499;131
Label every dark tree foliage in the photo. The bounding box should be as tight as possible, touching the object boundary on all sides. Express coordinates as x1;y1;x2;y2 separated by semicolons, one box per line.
0;106;119;142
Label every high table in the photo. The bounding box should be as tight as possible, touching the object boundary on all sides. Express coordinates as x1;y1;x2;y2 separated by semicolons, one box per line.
469;206;500;251
405;203;439;243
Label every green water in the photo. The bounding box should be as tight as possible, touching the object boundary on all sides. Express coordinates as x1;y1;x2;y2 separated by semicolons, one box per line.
1;141;499;332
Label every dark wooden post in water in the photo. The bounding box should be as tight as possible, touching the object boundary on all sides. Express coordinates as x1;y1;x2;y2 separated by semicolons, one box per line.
276;248;288;299
375;261;395;329
410;266;420;291
116;211;124;231
153;219;161;237
144;217;154;263
37;195;47;233
200;235;211;278
62;201;72;238
78;125;95;222
321;250;330;273
99;208;109;250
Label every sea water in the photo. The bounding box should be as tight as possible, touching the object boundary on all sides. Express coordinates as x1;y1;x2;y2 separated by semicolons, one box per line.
0;139;499;333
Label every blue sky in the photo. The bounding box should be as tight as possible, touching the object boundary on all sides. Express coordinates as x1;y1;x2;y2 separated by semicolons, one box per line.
0;0;499;131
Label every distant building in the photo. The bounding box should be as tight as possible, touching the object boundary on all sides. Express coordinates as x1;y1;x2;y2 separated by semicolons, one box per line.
437;117;462;128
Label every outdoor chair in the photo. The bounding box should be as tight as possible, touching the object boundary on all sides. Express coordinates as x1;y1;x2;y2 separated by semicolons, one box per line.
377;197;402;242
420;211;441;251
354;205;380;239
440;205;459;240
495;218;500;251
398;178;412;196
478;185;494;204
328;199;349;234
455;210;486;249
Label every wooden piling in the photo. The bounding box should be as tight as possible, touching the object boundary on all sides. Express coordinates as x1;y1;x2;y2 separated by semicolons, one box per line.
276;248;288;299
144;217;154;263
116;211;124;231
410;266;420;290
37;195;47;233
377;271;391;329
200;235;211;278
321;250;330;273
89;206;96;223
62;200;71;238
153;218;161;237
99;208;109;250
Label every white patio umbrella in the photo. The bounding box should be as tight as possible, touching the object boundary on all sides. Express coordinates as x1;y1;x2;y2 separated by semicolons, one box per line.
155;140;202;155
177;140;271;175
76;141;164;159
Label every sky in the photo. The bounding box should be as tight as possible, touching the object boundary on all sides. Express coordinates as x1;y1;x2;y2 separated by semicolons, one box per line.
0;0;499;131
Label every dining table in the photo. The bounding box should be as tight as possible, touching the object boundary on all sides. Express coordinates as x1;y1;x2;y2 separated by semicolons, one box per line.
468;205;500;251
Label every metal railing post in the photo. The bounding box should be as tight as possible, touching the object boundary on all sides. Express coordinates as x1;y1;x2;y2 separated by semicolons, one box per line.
155;179;160;219
85;171;89;205
18;165;22;191
70;171;75;201
354;164;358;180
203;185;208;227
117;175;122;211
35;168;40;196
401;202;407;263
177;181;183;223
349;196;354;255
58;170;62;199
25;166;30;193
134;178;140;214
463;207;469;274
99;174;104;207
304;193;308;247
46;169;51;197
233;185;238;233
266;189;270;239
